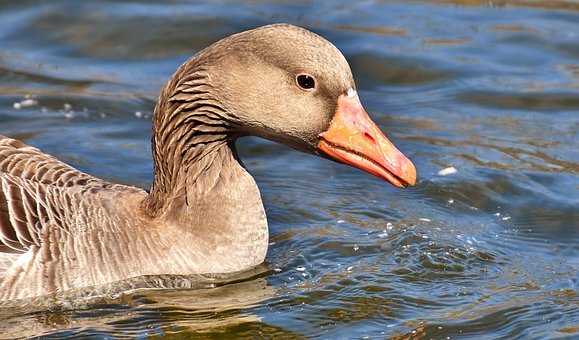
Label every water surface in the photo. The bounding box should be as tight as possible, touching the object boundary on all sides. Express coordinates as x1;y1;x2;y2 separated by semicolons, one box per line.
0;0;578;338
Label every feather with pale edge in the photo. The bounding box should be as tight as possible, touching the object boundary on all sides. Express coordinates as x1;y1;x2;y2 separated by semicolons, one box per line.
0;135;105;253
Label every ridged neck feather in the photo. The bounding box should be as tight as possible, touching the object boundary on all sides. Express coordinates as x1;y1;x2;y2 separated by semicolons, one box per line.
144;67;240;216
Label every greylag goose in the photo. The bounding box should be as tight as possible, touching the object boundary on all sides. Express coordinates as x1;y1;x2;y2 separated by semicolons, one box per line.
0;24;416;300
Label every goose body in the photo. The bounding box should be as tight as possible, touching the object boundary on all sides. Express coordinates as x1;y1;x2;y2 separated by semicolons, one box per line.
0;136;267;300
0;24;416;300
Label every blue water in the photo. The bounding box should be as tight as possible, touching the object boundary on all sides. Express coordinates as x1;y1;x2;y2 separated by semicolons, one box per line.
0;1;578;338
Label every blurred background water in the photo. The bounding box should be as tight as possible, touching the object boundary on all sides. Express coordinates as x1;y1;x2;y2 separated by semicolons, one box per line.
0;0;578;338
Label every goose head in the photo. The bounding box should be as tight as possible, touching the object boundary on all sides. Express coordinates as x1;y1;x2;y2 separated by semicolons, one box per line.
157;24;417;188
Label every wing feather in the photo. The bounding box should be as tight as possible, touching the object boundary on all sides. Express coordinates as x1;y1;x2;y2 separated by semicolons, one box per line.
0;135;108;253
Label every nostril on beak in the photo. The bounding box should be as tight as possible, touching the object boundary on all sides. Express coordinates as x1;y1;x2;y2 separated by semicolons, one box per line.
363;132;376;144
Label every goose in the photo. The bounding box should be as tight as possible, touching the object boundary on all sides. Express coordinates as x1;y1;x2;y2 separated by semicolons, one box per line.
0;24;416;301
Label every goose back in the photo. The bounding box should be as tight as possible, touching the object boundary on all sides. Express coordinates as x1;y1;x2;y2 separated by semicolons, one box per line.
0;135;136;253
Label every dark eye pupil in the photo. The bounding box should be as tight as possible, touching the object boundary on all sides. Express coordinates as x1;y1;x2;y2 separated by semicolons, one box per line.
297;74;315;89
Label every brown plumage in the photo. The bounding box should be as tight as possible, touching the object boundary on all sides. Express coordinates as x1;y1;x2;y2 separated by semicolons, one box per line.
0;24;416;300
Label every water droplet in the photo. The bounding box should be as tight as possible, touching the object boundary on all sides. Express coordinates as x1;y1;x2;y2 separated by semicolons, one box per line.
20;98;37;107
438;166;457;176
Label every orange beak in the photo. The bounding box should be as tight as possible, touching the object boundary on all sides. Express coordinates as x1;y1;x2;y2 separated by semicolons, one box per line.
317;92;417;188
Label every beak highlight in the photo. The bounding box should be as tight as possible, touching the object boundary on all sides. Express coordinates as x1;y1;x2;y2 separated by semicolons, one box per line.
317;92;417;188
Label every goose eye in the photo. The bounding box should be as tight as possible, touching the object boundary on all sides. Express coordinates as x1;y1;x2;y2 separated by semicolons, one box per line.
296;74;316;90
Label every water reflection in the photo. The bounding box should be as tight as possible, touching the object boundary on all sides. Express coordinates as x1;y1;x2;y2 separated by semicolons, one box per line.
0;271;275;338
